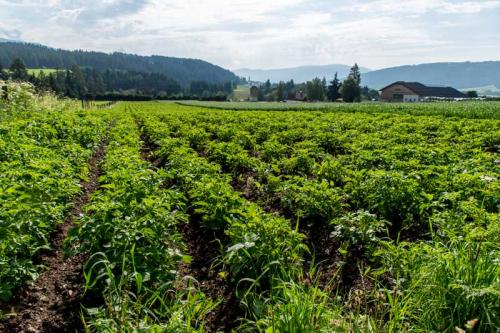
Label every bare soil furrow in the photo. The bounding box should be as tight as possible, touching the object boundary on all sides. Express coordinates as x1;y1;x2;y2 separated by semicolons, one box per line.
177;221;240;333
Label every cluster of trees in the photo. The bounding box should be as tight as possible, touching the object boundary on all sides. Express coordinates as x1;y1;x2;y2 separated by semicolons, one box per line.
466;90;479;98
0;42;239;86
189;81;235;99
257;80;297;101
253;64;378;103
1;58;234;100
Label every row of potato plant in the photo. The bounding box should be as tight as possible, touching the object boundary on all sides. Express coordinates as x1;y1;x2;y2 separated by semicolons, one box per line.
133;104;362;331
178;100;500;119
0;82;107;303
133;106;360;331
70;104;222;332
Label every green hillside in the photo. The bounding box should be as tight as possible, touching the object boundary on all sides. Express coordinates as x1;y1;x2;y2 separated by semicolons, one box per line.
0;42;239;86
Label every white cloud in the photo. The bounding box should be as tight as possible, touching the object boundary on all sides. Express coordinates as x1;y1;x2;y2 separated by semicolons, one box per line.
350;0;500;14
0;0;499;69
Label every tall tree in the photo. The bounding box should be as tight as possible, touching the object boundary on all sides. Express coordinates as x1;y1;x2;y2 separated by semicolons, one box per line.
466;90;478;98
361;86;379;100
65;69;76;98
69;65;87;99
37;71;52;92
53;72;66;95
93;71;106;95
285;79;295;99
85;75;97;98
306;77;325;101
263;79;272;95
276;81;285;101
9;58;29;81
327;72;342;101
342;64;362;103
0;61;6;80
350;63;361;85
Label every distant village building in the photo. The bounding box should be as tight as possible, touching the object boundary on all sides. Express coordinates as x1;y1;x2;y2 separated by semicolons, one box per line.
249;86;259;102
379;81;466;102
295;90;306;101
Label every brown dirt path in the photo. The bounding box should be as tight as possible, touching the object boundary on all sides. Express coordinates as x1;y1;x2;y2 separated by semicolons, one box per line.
0;139;108;333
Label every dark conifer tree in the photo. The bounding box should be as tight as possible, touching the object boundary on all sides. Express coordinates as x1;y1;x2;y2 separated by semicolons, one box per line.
342;64;362;103
0;61;6;80
70;65;87;99
276;81;285;101
327;72;342;101
9;58;29;81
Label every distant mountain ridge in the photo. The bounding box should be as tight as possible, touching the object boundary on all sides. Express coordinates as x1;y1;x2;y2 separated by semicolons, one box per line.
2;41;498;92
0;42;238;85
362;61;500;90
234;64;372;83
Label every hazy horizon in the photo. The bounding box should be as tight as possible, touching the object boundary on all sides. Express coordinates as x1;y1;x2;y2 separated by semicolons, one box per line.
1;0;499;70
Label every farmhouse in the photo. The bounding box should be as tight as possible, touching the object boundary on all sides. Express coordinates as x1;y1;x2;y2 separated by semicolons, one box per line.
295;90;306;101
249;86;259;102
379;81;466;102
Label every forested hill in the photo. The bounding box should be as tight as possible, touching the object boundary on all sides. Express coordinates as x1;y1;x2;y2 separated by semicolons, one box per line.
363;61;500;89
0;42;238;85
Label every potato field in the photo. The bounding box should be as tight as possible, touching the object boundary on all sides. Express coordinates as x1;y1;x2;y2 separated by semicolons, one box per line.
0;84;499;332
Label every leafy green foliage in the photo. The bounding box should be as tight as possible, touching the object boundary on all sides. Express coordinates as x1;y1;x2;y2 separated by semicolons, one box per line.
3;98;498;332
133;101;498;332
330;210;387;252
356;171;431;228
375;239;499;332
0;83;106;301
280;178;344;221
189;176;245;230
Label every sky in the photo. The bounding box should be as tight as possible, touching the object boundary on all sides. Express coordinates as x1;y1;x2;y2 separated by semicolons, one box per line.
0;0;499;70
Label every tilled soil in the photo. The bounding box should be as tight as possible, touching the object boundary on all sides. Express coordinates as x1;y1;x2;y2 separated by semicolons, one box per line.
177;222;241;333
0;140;107;333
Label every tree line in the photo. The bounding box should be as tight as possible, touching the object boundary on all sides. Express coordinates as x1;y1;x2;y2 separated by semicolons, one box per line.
0;42;239;86
0;58;235;100
252;64;378;102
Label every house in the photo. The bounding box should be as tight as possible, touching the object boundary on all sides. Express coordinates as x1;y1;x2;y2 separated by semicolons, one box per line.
295;90;306;101
379;81;466;102
249;86;259;102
